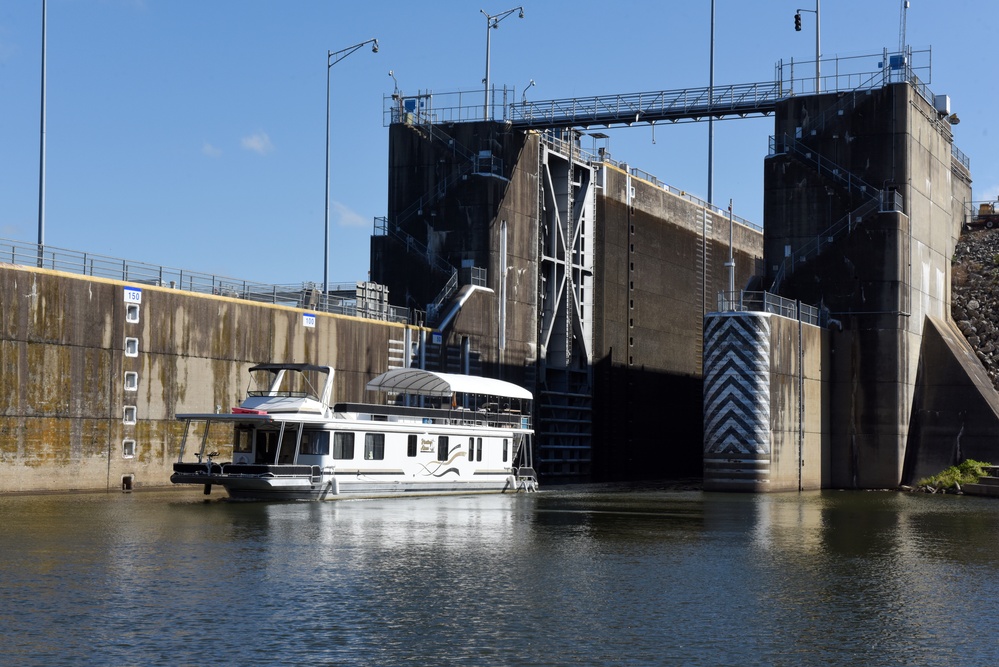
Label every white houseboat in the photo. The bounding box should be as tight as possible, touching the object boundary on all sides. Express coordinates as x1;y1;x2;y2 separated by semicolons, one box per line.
170;363;537;500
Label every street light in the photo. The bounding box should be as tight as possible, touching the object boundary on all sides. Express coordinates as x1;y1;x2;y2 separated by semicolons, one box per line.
324;38;378;298
522;78;535;104
481;6;524;121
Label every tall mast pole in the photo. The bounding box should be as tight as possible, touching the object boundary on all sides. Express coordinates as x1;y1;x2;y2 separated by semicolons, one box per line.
37;0;47;264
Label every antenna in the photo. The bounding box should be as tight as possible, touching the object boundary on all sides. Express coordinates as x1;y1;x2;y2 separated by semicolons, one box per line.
898;0;910;53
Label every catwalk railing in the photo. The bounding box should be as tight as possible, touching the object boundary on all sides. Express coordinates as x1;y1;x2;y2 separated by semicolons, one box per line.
0;237;410;323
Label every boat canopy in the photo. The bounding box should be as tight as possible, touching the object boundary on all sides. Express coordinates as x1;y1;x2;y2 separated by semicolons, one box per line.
366;368;533;400
249;363;331;374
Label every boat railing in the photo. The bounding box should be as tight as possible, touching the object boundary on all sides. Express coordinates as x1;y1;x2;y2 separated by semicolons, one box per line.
221;463;322;478
333;402;532;430
173;461;224;475
246;390;313;399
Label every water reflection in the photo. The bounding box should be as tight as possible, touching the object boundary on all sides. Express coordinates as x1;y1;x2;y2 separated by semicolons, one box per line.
1;488;998;666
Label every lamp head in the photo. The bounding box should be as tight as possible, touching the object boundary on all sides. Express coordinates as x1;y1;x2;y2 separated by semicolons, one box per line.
371;39;379;53
518;8;524;18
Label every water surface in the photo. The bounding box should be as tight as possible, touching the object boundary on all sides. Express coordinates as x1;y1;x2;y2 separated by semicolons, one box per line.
1;486;997;666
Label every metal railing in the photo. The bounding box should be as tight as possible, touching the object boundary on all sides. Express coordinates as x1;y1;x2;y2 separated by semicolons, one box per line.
608;157;764;233
509;80;786;129
770;134;881;204
427;269;459;324
770;196;884;293
0;237;411;323
384;86;518;126
536;130;764;233
716;290;820;326
372;217;458;277
775;47;932;98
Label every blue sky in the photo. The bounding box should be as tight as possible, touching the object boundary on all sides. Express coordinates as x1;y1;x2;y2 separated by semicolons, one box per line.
2;1;997;287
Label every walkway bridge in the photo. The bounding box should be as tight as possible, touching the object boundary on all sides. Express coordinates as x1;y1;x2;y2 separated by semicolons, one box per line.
385;48;930;133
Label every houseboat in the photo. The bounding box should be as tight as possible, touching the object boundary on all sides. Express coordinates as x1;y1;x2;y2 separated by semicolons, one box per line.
170;363;537;500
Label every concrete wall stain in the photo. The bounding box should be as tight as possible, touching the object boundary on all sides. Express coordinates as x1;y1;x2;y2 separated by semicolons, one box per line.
0;265;424;492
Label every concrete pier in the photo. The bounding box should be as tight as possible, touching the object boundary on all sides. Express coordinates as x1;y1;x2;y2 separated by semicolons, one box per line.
703;304;828;491
747;80;999;489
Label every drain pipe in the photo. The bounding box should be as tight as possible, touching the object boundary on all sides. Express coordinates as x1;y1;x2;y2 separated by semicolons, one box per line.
725;199;735;297
499;219;508;372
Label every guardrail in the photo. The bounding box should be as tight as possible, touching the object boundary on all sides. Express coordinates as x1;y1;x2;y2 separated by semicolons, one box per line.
0;237;411;324
716;290;821;326
537;131;764;234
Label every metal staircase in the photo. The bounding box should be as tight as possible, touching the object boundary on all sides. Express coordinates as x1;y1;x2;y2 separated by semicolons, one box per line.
768;133;902;294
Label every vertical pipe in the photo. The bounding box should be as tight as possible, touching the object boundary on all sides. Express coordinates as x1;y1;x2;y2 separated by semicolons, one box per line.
37;0;47;266
726;199;735;297
815;0;821;92
499;219;508;368
483;18;491;121
798;306;804;491
324;53;332;296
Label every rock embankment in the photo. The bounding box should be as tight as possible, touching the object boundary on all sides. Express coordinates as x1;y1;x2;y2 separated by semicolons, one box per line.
952;230;999;391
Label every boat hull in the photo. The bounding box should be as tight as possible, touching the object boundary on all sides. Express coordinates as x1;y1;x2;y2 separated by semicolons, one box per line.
171;463;537;501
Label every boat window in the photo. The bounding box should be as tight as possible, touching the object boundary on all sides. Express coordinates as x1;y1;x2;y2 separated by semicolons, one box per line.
503;438;508;463
278;429;301;464
438;436;449;462
468;437;475;461
477;437;483;462
234;428;253;454
407;434;417;457
255;431;278;463
364;433;385;460
333;432;355;459
300;431;330;456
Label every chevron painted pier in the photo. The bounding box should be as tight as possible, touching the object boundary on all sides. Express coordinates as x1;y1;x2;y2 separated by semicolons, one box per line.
703;310;828;491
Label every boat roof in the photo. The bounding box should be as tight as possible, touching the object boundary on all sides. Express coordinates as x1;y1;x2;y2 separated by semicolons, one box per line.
366;368;533;400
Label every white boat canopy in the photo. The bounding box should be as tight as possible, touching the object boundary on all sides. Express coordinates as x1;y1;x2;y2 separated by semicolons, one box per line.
366;368;533;400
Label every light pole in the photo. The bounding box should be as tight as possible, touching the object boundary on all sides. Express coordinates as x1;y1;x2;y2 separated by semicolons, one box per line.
707;0;714;205
794;1;821;93
324;38;378;299
37;0;47;267
481;6;524;121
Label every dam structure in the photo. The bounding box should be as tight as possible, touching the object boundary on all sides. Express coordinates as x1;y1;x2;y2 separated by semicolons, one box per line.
371;103;763;482
2;46;996;493
703;50;999;490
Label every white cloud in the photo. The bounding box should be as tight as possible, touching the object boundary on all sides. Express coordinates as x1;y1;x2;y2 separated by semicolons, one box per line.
202;142;222;158
332;201;368;228
241;131;274;155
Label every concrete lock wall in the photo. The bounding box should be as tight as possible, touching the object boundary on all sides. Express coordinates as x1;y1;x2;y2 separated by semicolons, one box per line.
703;311;828;491
592;163;764;479
0;264;417;493
764;82;972;488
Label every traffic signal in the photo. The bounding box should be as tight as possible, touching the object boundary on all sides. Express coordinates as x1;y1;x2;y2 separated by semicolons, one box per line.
794;12;802;31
